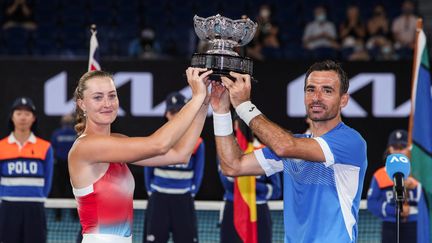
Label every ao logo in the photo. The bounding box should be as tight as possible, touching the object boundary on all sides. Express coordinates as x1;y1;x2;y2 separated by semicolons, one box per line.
389;155;409;163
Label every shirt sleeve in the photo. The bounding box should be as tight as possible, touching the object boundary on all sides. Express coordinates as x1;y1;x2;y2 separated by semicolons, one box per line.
217;160;234;192
314;127;366;168
43;146;54;197
144;167;154;194
392;18;399;35
303;24;312;42
253;147;284;177
50;131;58;159
328;22;337;38
367;175;386;219
191;142;205;197
267;173;282;200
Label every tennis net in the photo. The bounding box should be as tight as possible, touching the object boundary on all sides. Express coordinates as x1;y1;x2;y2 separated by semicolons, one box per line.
46;199;380;243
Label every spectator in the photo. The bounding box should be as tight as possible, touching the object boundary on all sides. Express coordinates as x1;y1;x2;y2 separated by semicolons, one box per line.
255;4;274;43
143;92;205;243
339;5;366;47
302;5;339;59
250;4;281;59
0;97;54;243
261;23;282;59
2;0;36;30
50;113;77;220
375;42;398;61
163;37;180;57
128;27;161;59
196;39;210;54
366;4;393;60
346;46;370;60
339;5;369;60
246;39;264;61
218;118;281;243
367;129;425;243
391;0;417;59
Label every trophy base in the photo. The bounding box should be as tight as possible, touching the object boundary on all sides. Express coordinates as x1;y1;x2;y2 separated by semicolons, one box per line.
191;53;253;81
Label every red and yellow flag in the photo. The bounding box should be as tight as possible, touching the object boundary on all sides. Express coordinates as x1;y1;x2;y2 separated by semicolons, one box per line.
233;127;258;243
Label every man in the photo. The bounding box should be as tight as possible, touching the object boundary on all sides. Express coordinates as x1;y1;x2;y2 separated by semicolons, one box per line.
302;5;339;58
367;129;424;243
391;0;417;56
0;97;54;243
210;60;367;242
144;92;205;243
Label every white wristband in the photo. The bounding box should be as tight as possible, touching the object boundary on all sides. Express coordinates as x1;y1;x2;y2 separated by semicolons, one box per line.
213;112;233;136
235;101;262;126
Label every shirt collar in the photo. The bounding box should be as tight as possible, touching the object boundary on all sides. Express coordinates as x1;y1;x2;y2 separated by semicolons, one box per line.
8;132;37;145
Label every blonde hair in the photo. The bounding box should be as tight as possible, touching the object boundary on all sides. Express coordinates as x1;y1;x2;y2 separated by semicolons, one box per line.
74;70;114;135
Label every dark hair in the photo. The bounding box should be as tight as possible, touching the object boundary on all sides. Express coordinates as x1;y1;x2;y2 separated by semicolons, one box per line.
315;4;328;13
304;60;349;95
8;108;38;133
74;70;114;135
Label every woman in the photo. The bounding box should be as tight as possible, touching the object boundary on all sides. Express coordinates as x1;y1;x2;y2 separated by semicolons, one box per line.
339;5;368;60
339;5;366;45
366;4;394;60
68;67;212;243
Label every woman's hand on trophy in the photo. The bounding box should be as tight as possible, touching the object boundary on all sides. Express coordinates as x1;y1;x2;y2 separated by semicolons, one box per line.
185;67;213;101
220;71;252;108
210;81;230;113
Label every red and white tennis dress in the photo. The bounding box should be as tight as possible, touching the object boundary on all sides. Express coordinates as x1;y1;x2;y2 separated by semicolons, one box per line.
73;163;135;243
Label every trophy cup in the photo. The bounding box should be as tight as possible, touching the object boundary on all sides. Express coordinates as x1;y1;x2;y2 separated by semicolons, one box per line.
191;14;258;80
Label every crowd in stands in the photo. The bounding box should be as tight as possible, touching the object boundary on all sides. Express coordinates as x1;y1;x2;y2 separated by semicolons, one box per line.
0;0;419;60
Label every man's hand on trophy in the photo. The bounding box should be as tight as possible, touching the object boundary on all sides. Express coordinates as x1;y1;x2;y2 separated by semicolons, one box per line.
220;71;251;108
185;67;213;100
210;81;231;113
203;79;212;106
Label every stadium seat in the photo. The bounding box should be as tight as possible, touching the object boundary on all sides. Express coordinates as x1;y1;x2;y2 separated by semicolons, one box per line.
2;27;32;55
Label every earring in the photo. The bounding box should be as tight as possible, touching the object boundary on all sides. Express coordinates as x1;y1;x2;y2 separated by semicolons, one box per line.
83;111;87;117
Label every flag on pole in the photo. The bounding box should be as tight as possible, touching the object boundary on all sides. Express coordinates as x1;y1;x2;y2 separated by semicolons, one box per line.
88;24;101;71
408;18;431;243
233;125;258;243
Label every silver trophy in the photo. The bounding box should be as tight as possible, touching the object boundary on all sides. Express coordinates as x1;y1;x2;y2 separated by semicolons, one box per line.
191;14;257;79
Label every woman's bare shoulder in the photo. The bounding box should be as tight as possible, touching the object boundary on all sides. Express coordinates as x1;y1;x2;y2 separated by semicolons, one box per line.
68;134;107;157
111;133;128;138
69;133;130;160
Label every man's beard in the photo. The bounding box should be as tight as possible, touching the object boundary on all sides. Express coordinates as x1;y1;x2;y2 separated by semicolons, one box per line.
306;102;337;122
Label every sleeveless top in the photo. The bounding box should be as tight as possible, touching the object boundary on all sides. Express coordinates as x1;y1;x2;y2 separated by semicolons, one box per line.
73;163;135;240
